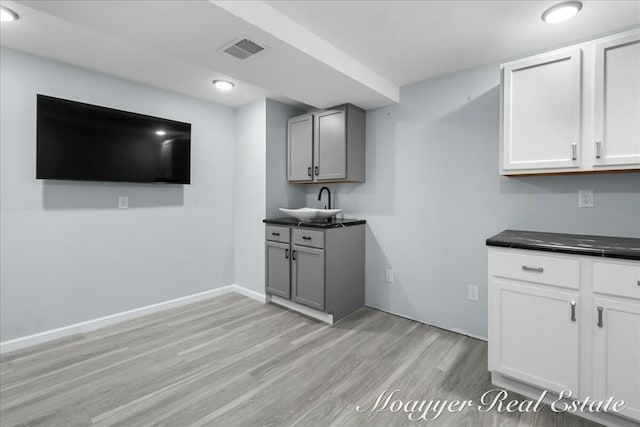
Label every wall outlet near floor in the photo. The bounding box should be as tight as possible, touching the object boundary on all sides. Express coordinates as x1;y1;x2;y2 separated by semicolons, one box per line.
468;285;479;302
385;269;394;284
118;196;129;209
578;190;594;208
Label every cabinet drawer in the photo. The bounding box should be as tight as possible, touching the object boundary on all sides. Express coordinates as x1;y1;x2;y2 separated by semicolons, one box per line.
594;261;640;300
490;250;580;290
265;226;290;243
292;228;324;249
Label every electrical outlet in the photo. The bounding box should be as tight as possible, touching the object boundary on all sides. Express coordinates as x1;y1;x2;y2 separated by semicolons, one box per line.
118;196;128;209
468;285;479;302
385;269;394;284
578;190;594;208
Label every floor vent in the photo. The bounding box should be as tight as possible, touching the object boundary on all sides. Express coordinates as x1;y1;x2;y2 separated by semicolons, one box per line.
222;38;265;60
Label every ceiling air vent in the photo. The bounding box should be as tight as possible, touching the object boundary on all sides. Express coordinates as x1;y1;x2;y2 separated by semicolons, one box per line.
222;38;265;60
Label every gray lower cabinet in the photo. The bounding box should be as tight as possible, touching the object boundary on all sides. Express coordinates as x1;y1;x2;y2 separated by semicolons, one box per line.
265;240;290;299
264;223;365;321
291;244;325;311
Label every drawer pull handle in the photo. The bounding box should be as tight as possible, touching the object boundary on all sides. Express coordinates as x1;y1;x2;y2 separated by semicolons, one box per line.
271;232;280;236
302;236;312;240
292;250;297;261
597;306;604;328
570;301;576;322
285;249;289;259
522;265;544;273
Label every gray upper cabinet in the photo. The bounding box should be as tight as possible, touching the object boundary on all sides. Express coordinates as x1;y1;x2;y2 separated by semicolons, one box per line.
292;244;325;311
287;114;314;182
287;104;365;183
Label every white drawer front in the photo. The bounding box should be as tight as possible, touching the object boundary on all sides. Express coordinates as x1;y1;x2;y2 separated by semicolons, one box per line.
490;250;580;290
593;260;640;300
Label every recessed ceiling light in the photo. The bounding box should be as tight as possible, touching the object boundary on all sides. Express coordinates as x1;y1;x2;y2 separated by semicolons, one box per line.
542;2;582;24
212;80;235;91
0;6;19;22
155;130;166;136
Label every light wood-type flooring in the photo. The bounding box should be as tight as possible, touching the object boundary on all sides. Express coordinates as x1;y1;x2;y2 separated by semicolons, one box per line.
0;293;600;426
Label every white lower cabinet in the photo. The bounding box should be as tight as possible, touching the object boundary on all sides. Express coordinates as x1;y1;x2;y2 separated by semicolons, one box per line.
592;298;640;421
491;279;579;395
489;248;640;424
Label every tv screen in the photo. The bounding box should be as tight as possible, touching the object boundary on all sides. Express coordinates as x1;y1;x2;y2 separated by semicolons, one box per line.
36;95;191;184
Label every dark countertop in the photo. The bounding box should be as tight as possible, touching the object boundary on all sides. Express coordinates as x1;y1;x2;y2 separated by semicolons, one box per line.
486;230;640;261
263;217;366;229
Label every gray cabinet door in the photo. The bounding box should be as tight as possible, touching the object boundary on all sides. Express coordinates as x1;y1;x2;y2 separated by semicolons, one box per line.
265;241;291;299
287;114;314;182
314;110;347;181
292;244;325;311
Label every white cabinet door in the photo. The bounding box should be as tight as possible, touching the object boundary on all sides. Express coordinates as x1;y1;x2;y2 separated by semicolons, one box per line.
502;49;582;171
592;298;640;422
593;33;640;167
491;279;579;394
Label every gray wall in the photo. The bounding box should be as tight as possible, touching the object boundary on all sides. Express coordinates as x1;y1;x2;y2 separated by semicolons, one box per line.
233;100;267;294
306;62;640;339
0;48;237;341
265;99;306;218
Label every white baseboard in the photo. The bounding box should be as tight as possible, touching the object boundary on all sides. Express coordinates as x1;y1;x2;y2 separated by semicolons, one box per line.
268;295;333;324
230;284;267;303
0;285;266;354
366;305;488;342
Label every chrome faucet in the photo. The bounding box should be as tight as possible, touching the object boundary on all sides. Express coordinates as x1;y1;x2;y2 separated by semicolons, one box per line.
318;186;331;210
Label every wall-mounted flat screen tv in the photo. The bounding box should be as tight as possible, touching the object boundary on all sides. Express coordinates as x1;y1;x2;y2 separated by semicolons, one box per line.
37;95;191;184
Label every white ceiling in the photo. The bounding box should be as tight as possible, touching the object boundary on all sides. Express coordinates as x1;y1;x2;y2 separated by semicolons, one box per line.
0;1;638;110
269;0;640;87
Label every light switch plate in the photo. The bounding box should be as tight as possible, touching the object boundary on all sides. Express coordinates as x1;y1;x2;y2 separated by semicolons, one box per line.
578;190;594;208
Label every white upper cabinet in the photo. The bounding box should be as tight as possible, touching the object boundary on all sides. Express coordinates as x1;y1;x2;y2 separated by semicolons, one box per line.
593;33;640;167
502;49;582;171
501;29;640;175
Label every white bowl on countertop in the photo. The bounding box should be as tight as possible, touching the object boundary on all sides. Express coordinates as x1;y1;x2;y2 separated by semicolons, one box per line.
279;207;343;221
